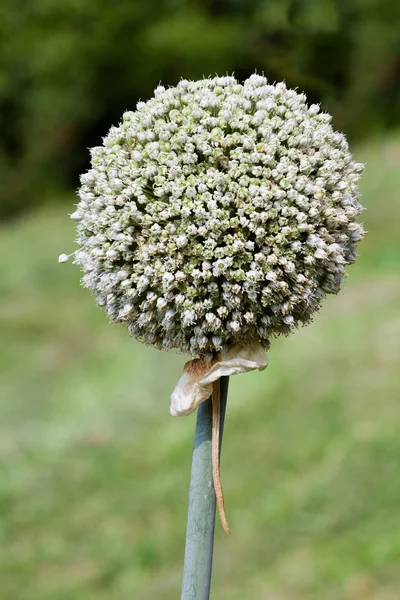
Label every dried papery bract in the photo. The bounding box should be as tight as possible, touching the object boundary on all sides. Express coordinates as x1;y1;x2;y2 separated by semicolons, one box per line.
170;342;268;417
211;378;230;534
171;341;268;535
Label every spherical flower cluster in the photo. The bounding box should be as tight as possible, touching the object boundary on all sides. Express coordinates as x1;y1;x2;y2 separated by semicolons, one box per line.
71;74;364;356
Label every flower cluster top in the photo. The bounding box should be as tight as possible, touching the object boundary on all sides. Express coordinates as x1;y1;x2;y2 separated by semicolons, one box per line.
71;74;364;356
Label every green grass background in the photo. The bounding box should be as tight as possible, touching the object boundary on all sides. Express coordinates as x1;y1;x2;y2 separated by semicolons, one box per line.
0;133;399;600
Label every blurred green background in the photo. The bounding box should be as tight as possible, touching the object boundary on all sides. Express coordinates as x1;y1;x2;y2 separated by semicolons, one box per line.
0;0;400;598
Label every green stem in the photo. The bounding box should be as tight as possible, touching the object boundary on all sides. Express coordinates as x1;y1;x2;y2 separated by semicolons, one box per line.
181;376;229;600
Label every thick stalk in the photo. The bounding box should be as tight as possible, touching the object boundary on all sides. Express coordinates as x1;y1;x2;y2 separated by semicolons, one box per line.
181;376;229;600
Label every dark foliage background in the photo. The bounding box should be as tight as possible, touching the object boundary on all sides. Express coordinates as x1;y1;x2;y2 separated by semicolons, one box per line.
1;0;399;219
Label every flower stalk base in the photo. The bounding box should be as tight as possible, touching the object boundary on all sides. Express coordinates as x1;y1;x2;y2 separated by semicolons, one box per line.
181;376;229;600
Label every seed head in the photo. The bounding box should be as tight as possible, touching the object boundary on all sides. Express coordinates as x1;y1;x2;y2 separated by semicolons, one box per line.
70;74;364;355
